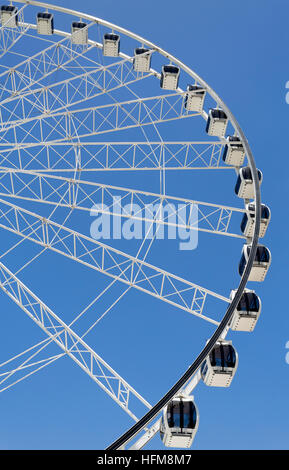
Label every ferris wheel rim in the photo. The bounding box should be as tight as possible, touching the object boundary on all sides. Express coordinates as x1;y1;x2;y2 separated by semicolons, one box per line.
1;0;262;450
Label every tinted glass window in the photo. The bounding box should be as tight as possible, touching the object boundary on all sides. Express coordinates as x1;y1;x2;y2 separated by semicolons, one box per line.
238;253;246;275
255;247;270;263
237;292;259;312
242;167;252;180
163;65;179;74
167;401;180;428
261;206;270;219
235;175;241;195
240;213;248;233
210;344;236;368
223;345;236;368
183;402;197;429
167;400;196;429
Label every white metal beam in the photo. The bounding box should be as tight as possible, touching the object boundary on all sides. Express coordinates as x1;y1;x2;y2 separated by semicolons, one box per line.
0;198;227;323
0;260;151;419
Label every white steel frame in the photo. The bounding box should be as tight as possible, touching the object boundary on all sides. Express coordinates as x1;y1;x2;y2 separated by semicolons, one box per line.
0;0;263;450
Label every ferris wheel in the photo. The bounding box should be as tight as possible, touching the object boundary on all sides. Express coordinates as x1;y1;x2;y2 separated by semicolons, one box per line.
0;1;271;450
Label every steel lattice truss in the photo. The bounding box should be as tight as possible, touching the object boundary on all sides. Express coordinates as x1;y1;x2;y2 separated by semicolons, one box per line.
0;198;227;323
0;170;244;237
0;92;200;146
0;57;156;125
0;1;251;447
0;261;151;420
0;141;230;171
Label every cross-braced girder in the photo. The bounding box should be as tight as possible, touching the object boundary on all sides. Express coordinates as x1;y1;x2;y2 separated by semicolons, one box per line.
0;23;99;101
0;260;151;419
0;141;232;171
0;57;155;128
0;198;227;323
0;92;199;146
0;170;245;238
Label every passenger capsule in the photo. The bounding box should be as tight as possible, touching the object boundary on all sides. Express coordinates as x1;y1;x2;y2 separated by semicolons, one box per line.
160;65;180;90
1;5;18;27
239;244;271;282
206;108;228;137
201;340;238;387
160;396;199;448
222;136;245;166
71;22;88;45
229;289;261;331
133;48;151;72
37;12;54;35
184;85;206;112
103;33;120;57
241;203;271;238
234;166;263;199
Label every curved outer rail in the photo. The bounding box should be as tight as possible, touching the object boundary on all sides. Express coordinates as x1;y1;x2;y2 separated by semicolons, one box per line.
6;1;262;450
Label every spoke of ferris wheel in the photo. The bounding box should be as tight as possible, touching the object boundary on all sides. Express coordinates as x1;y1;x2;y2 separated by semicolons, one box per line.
0;280;131;392
0;200;163;392
0;198;227;323
0;141;230;172
0;22;100;100
0;5;31;60
0;197;171;394
0;205;164;392
0;91;199;146
0;170;244;238
0;260;151;419
0;56;155;127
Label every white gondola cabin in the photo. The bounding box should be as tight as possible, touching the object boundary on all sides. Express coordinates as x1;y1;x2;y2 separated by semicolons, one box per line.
241;203;271;238
234;166;263;199
133;48;151;72
239;244;271;282
184;85;206;112
206;108;228;137
1;5;18;27
160;65;180;90
37;12;54;35
71;22;88;45
103;33;120;57
160;396;199;448
229;289;261;332
201;341;238;387
222;136;245;166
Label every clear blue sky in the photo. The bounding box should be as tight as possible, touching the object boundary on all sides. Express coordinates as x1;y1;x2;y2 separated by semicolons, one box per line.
0;0;287;450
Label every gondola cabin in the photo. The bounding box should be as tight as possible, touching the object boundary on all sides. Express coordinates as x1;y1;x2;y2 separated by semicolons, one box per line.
206;108;228;137
239;244;271;282
37;12;54;35
1;5;17;27
222;136;245;166
160;396;199;448
103;33;120;57
184;85;206;112
71;22;88;45
241;203;271;238
229;289;261;331
201;341;238;387
133;48;151;72
160;65;180;90
234;167;262;200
